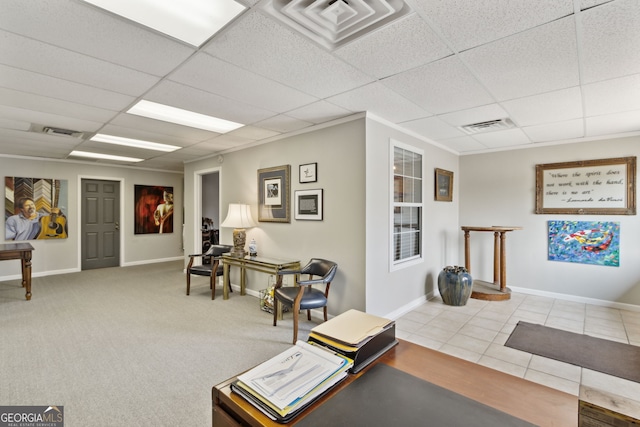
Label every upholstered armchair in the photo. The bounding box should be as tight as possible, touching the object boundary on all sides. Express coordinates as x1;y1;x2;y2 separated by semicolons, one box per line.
273;258;338;344
186;244;232;300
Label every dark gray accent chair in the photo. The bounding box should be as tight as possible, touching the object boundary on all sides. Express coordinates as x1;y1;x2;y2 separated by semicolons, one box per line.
186;244;232;300
273;258;338;344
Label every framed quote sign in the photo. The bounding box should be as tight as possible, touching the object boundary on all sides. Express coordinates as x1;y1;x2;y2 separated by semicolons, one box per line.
535;157;636;215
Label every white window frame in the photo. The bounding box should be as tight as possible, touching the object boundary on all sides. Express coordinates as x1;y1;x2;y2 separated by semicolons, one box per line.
390;139;423;271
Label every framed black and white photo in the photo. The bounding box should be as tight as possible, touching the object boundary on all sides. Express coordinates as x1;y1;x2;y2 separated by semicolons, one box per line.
295;189;323;221
299;163;317;183
258;165;290;222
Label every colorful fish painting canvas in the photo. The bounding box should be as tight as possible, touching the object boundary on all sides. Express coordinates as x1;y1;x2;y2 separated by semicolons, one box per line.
548;220;620;266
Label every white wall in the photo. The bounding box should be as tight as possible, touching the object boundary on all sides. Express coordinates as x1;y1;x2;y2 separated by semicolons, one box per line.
0;156;184;279
365;116;460;317
184;118;367;314
459;136;640;308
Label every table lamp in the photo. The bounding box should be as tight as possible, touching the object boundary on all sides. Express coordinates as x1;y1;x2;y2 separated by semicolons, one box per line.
220;203;256;257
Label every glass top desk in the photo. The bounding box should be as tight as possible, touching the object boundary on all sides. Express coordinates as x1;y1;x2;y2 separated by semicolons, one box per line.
221;254;301;300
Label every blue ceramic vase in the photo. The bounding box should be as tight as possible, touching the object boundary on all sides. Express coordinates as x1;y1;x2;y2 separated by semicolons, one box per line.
437;266;473;306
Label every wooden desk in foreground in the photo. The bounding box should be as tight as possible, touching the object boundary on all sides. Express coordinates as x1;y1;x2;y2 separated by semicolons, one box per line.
0;243;34;300
212;339;577;427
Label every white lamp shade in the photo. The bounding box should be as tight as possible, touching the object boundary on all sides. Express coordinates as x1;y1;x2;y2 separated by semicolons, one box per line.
220;204;256;229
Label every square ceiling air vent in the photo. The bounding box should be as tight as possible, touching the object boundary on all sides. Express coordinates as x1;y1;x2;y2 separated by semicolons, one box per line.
261;0;412;50
459;118;515;134
43;126;84;138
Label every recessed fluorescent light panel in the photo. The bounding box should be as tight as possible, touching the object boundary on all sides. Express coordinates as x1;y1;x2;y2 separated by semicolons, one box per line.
91;134;181;152
70;151;144;163
81;0;246;47
127;100;244;133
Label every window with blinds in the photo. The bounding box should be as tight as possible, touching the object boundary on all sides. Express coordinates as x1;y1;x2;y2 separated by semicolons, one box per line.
392;142;422;266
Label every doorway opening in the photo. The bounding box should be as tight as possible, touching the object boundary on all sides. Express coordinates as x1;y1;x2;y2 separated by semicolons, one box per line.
194;168;221;257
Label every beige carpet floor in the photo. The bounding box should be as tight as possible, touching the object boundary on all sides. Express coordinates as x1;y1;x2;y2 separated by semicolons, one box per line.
0;261;312;426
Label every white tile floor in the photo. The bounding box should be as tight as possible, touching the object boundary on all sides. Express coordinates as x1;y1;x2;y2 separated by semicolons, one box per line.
396;293;640;406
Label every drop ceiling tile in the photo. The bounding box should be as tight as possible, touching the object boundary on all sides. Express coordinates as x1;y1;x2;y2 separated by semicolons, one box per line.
285;101;353;124
0;117;31;132
439;135;487;153
0;0;195;76
382;55;494;114
0;128;81;151
470;128;531;148
501;87;583;127
0;64;135;112
0;87;117;124
144;81;276;125
522;119;585;142
400;116;465;140
585;110;640;137
580;1;613;10
170;53;317;113
0;30;160;96
437;104;509;127
227;125;280;141
409;0;573;52
204;10;374;98
583;74;640;117
461;17;579;101
0;105;104;133
254;115;313;133
580;0;640;84
327;82;428;123
137;158;184;172
334;13;452;79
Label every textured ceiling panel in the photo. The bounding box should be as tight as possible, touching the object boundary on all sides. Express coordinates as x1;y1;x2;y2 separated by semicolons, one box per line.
409;0;574;52
333;13;452;79
461;17;579;101
501;87;583;127
205;10;374;98
170;53;317;113
382;55;494;114
580;0;640;84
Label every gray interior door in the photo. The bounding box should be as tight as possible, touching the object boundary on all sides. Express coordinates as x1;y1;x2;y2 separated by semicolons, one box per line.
81;179;120;270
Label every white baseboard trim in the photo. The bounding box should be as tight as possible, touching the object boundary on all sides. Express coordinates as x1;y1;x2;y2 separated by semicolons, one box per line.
122;256;183;267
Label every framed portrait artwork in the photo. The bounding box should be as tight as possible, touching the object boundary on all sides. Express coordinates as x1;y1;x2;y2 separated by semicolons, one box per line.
299;163;317;183
435;168;453;202
295;189;323;221
258;165;291;222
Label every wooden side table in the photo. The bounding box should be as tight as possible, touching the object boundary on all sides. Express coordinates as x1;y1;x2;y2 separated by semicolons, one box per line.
461;226;522;301
0;242;35;300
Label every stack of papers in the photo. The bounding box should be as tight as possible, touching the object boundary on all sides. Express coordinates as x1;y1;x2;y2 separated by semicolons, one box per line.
309;309;394;349
308;309;397;373
231;341;353;422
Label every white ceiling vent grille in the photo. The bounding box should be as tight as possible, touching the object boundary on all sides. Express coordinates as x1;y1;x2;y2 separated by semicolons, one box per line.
261;0;412;50
459;118;515;134
42;126;84;138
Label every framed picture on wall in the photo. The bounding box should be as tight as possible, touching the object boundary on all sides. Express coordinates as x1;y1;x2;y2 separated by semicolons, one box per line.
435;168;453;202
295;189;323;221
258;165;290;222
299;163;317;183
